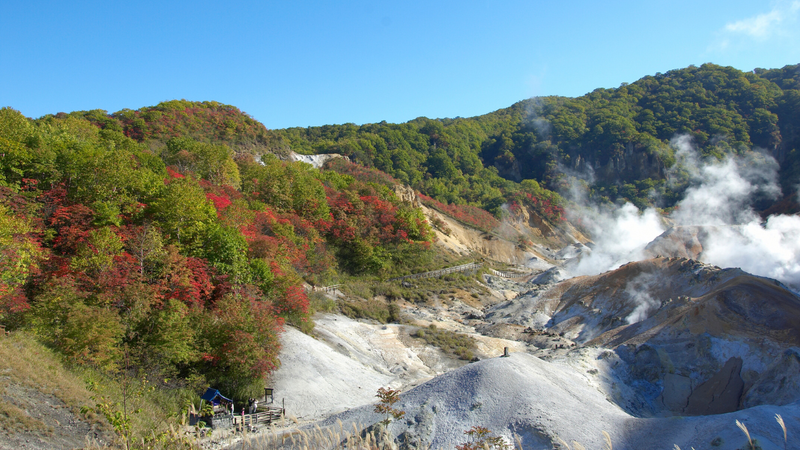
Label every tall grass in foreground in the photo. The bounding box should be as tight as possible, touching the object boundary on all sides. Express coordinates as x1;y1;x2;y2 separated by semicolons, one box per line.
234;419;393;450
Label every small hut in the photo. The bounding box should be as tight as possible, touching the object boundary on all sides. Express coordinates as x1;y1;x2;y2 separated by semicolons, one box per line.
200;388;233;414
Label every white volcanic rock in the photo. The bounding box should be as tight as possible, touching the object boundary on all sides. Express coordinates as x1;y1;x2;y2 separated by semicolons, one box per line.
269;313;516;422
286;151;344;168
318;352;632;449
269;326;395;421
312;351;800;450
262;251;800;449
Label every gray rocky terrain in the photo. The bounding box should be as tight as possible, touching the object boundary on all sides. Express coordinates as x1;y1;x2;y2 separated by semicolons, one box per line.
233;221;800;450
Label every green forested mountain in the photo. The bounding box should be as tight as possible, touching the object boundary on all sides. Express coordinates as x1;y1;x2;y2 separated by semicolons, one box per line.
276;63;800;211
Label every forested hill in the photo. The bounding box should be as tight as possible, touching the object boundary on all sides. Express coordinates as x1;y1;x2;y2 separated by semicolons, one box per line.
276;63;800;211
66;99;290;156
0;101;436;405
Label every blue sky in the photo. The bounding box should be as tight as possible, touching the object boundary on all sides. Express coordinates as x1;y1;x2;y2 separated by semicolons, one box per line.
1;1;799;129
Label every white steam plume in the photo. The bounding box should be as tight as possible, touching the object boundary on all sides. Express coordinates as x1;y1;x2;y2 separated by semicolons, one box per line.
623;273;660;324
703;216;800;288
567;203;664;277
669;135;780;226
563;135;800;291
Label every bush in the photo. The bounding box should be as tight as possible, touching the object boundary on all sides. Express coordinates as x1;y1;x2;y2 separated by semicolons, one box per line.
338;297;400;324
412;324;476;360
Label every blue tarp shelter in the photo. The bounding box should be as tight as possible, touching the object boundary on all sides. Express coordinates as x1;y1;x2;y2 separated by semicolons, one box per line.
201;388;232;406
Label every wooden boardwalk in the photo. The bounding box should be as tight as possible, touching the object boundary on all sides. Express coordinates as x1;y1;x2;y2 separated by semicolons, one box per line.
487;268;532;279
389;262;483;282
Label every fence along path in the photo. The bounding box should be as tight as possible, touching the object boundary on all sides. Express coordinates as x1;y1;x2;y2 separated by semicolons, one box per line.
233;407;284;428
487;268;533;279
312;262;485;292
388;262;483;282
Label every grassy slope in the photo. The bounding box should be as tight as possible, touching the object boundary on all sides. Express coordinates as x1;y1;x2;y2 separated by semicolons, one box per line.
0;332;194;449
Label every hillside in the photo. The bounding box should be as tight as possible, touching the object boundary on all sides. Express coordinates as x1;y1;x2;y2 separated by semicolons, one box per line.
275;63;800;214
0;101;447;449
2;61;800;449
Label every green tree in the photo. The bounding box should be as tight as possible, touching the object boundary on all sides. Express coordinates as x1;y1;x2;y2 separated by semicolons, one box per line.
0;107;35;187
163;137;241;188
59;303;124;372
149;176;218;250
70;227;124;278
374;387;405;426
140;298;198;372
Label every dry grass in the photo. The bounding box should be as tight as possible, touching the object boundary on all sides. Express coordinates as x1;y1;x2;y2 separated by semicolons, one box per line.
0;400;52;434
411;324;477;360
238;420;395;450
0;332;196;449
0;332;103;433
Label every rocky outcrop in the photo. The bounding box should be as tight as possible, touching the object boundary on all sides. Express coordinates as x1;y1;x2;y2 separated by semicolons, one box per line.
421;205;553;266
684;356;744;415
742;348;800;408
570;144;667;186
287;151;347;168
488;257;800;416
643;226;712;259
392;184;420;206
659;373;692;412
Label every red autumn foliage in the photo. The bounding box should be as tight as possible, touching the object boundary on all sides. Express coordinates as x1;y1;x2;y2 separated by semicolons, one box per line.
49;204;96;254
163;254;215;308
417;193;500;232
273;284;309;317
165;166;185;180
508;192;565;222
324;158;400;187
0;288;30;315
206;192;232;213
324;189;421;246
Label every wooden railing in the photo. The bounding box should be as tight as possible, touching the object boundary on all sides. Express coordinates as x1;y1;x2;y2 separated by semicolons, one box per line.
389;262;483;282
233;407;284;428
312;284;341;294
488;268;529;279
206;406;284;429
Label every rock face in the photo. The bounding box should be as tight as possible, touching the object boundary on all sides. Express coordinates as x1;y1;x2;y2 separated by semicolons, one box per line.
392;184;420;206
485;257;800;416
570;143;667;186
422;205;549;265
742;348;800;408
421;201;586;266
684;356;744;415
658;373;692;412
286;151;346;168
644;226;712;259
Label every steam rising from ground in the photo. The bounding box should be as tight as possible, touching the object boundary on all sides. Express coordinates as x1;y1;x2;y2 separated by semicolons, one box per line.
623;273;660;324
563;136;800;290
567;203;664;277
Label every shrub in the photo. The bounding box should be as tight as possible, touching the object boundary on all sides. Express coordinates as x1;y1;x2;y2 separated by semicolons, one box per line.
412;324;477;360
418;193;500;232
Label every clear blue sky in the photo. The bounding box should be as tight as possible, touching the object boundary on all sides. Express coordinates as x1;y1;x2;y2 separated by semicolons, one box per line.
2;1;799;129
